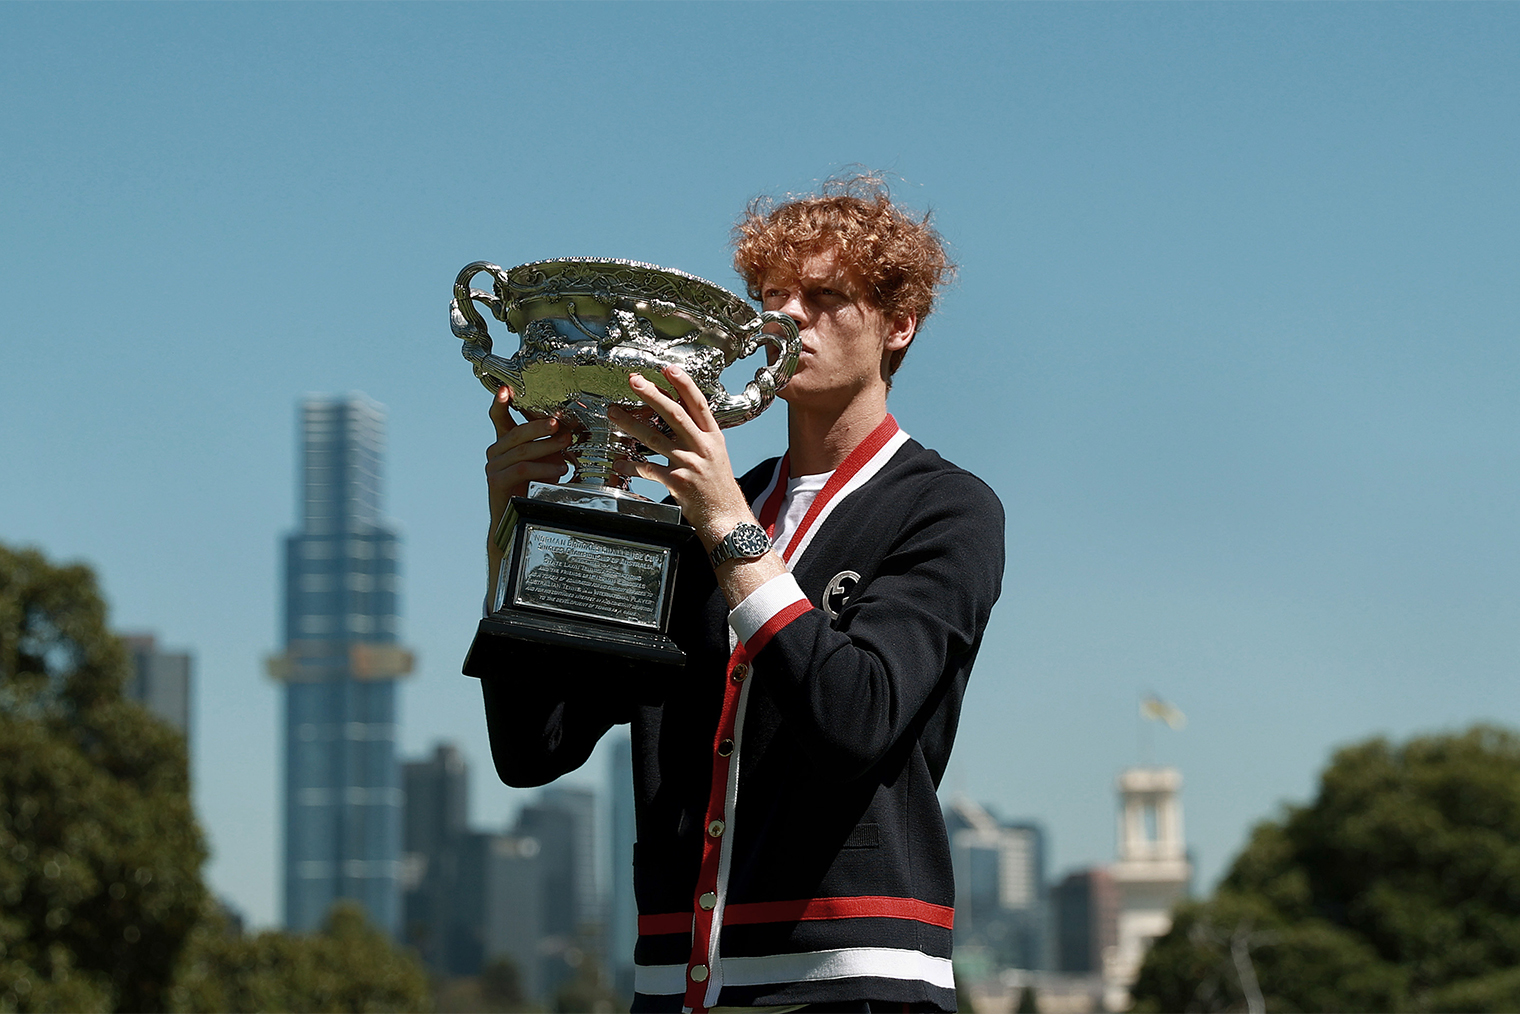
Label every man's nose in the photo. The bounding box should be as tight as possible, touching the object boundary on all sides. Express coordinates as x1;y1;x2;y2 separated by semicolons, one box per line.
776;292;811;326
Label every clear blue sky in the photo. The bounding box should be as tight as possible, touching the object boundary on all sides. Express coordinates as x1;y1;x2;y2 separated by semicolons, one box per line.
3;3;1516;928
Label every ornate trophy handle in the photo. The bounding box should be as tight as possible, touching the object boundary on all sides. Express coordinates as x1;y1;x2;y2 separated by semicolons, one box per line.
709;311;802;428
450;261;525;394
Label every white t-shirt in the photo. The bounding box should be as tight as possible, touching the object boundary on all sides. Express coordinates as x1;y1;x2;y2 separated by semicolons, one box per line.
769;470;833;560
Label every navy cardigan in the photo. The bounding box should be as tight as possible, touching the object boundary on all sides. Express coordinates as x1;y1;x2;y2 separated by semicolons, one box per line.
480;427;1005;1012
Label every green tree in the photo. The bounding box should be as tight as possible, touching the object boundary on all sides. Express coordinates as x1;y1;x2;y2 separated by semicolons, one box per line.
552;953;618;1014
170;901;431;1013
1;543;432;1014
432;956;534;1013
1132;725;1520;1013
478;956;525;1010
0;545;206;1013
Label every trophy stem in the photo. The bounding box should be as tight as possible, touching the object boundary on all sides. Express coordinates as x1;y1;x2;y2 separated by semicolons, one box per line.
561;393;635;493
568;438;628;492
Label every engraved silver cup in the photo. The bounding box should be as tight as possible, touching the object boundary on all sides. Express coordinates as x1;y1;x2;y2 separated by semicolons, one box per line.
451;258;801;499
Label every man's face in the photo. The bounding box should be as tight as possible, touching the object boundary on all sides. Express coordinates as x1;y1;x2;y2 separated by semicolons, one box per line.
759;249;913;412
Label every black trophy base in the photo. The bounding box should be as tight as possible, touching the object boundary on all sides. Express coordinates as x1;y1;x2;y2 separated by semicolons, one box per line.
463;492;693;680
465;609;686;674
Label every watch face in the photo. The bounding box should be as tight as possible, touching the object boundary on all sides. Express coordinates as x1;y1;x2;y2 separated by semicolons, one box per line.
732;523;770;558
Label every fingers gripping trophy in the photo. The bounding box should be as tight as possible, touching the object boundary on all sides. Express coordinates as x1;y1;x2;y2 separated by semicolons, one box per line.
451;258;801;673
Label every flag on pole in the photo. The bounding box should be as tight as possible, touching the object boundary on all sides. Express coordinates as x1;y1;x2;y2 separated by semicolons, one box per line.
1141;695;1187;730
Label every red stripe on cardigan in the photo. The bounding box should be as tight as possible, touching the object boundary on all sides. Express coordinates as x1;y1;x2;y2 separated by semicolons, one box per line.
779;415;898;563
638;895;955;936
638;912;695;936
725;895;956;929
742;598;812;657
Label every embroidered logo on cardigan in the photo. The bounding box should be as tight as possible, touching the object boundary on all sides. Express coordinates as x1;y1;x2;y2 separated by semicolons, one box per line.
822;570;861;620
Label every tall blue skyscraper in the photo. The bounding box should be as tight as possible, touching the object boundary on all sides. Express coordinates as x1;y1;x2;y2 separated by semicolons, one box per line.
269;395;413;935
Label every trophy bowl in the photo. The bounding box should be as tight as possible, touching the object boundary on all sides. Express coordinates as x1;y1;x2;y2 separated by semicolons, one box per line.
452;258;801;495
451;257;800;671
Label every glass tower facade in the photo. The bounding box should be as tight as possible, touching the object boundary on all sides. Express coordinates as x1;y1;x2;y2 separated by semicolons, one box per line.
271;395;412;935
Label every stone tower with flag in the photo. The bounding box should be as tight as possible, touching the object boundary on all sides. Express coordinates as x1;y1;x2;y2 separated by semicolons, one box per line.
1104;765;1192;1010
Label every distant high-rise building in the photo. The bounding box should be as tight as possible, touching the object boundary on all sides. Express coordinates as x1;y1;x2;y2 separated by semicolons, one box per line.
404;743;469;860
478;831;546;1000
608;736;636;1002
399;741;593;1005
1051;867;1118;975
268;394;413;936
402;743;470;970
526;786;599;935
945;796;1047;972
122;633;192;744
401;742;543;986
1104;766;1191;1012
516;786;600;1000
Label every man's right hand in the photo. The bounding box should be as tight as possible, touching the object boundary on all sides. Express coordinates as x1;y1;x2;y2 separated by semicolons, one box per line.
486;385;572;549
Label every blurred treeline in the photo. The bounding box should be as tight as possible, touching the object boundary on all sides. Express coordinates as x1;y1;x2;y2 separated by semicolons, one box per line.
1132;725;1520;1013
0;544;432;1013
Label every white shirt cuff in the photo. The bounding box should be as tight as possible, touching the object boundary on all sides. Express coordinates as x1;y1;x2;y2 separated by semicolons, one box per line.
728;572;809;647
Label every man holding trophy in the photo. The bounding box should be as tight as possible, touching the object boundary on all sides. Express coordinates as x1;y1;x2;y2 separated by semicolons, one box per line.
468;176;1004;1012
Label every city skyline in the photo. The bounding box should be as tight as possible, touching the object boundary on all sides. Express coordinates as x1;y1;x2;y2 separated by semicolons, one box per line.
3;4;1517;928
392;732;1167;1009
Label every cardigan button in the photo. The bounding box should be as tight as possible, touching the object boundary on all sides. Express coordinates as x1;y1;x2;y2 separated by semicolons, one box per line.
690;963;709;982
731;663;750;683
717;739;734;757
699;891;717;910
707;819;726;837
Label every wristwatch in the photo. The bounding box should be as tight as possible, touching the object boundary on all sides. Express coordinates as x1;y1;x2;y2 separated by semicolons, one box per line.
708;522;772;569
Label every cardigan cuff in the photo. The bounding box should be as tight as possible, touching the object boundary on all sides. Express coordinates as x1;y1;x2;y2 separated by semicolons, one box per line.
729;573;810;651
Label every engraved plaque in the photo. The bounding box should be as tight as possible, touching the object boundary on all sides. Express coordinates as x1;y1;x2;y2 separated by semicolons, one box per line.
513;524;671;630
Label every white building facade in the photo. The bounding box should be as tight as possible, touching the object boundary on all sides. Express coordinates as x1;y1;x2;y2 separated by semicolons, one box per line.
1103;767;1191;1011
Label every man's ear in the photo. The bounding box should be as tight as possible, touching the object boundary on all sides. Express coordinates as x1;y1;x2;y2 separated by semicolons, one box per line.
883;311;918;380
885;311;917;354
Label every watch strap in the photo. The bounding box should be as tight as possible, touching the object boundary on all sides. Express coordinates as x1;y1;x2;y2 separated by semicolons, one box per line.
708;521;771;569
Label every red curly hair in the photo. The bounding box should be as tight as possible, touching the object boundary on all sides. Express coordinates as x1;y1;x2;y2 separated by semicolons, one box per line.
732;173;955;376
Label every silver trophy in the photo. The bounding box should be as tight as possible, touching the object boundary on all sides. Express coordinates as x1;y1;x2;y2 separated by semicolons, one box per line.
451;258;801;670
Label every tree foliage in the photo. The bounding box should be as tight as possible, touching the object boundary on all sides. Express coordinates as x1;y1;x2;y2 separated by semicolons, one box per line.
170;902;431;1013
1;543;432;1013
479;956;525;1010
552;954;618;1014
0;545;206;1013
1132;726;1520;1013
433;956;535;1013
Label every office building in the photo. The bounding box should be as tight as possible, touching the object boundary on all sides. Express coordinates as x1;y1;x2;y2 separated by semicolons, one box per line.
945;796;1047;972
400;741;609;1006
122;633;192;744
517;785;600;999
402;743;470;970
478;831;547;1000
1051;867;1118;975
268;394;413;935
402;741;542;983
